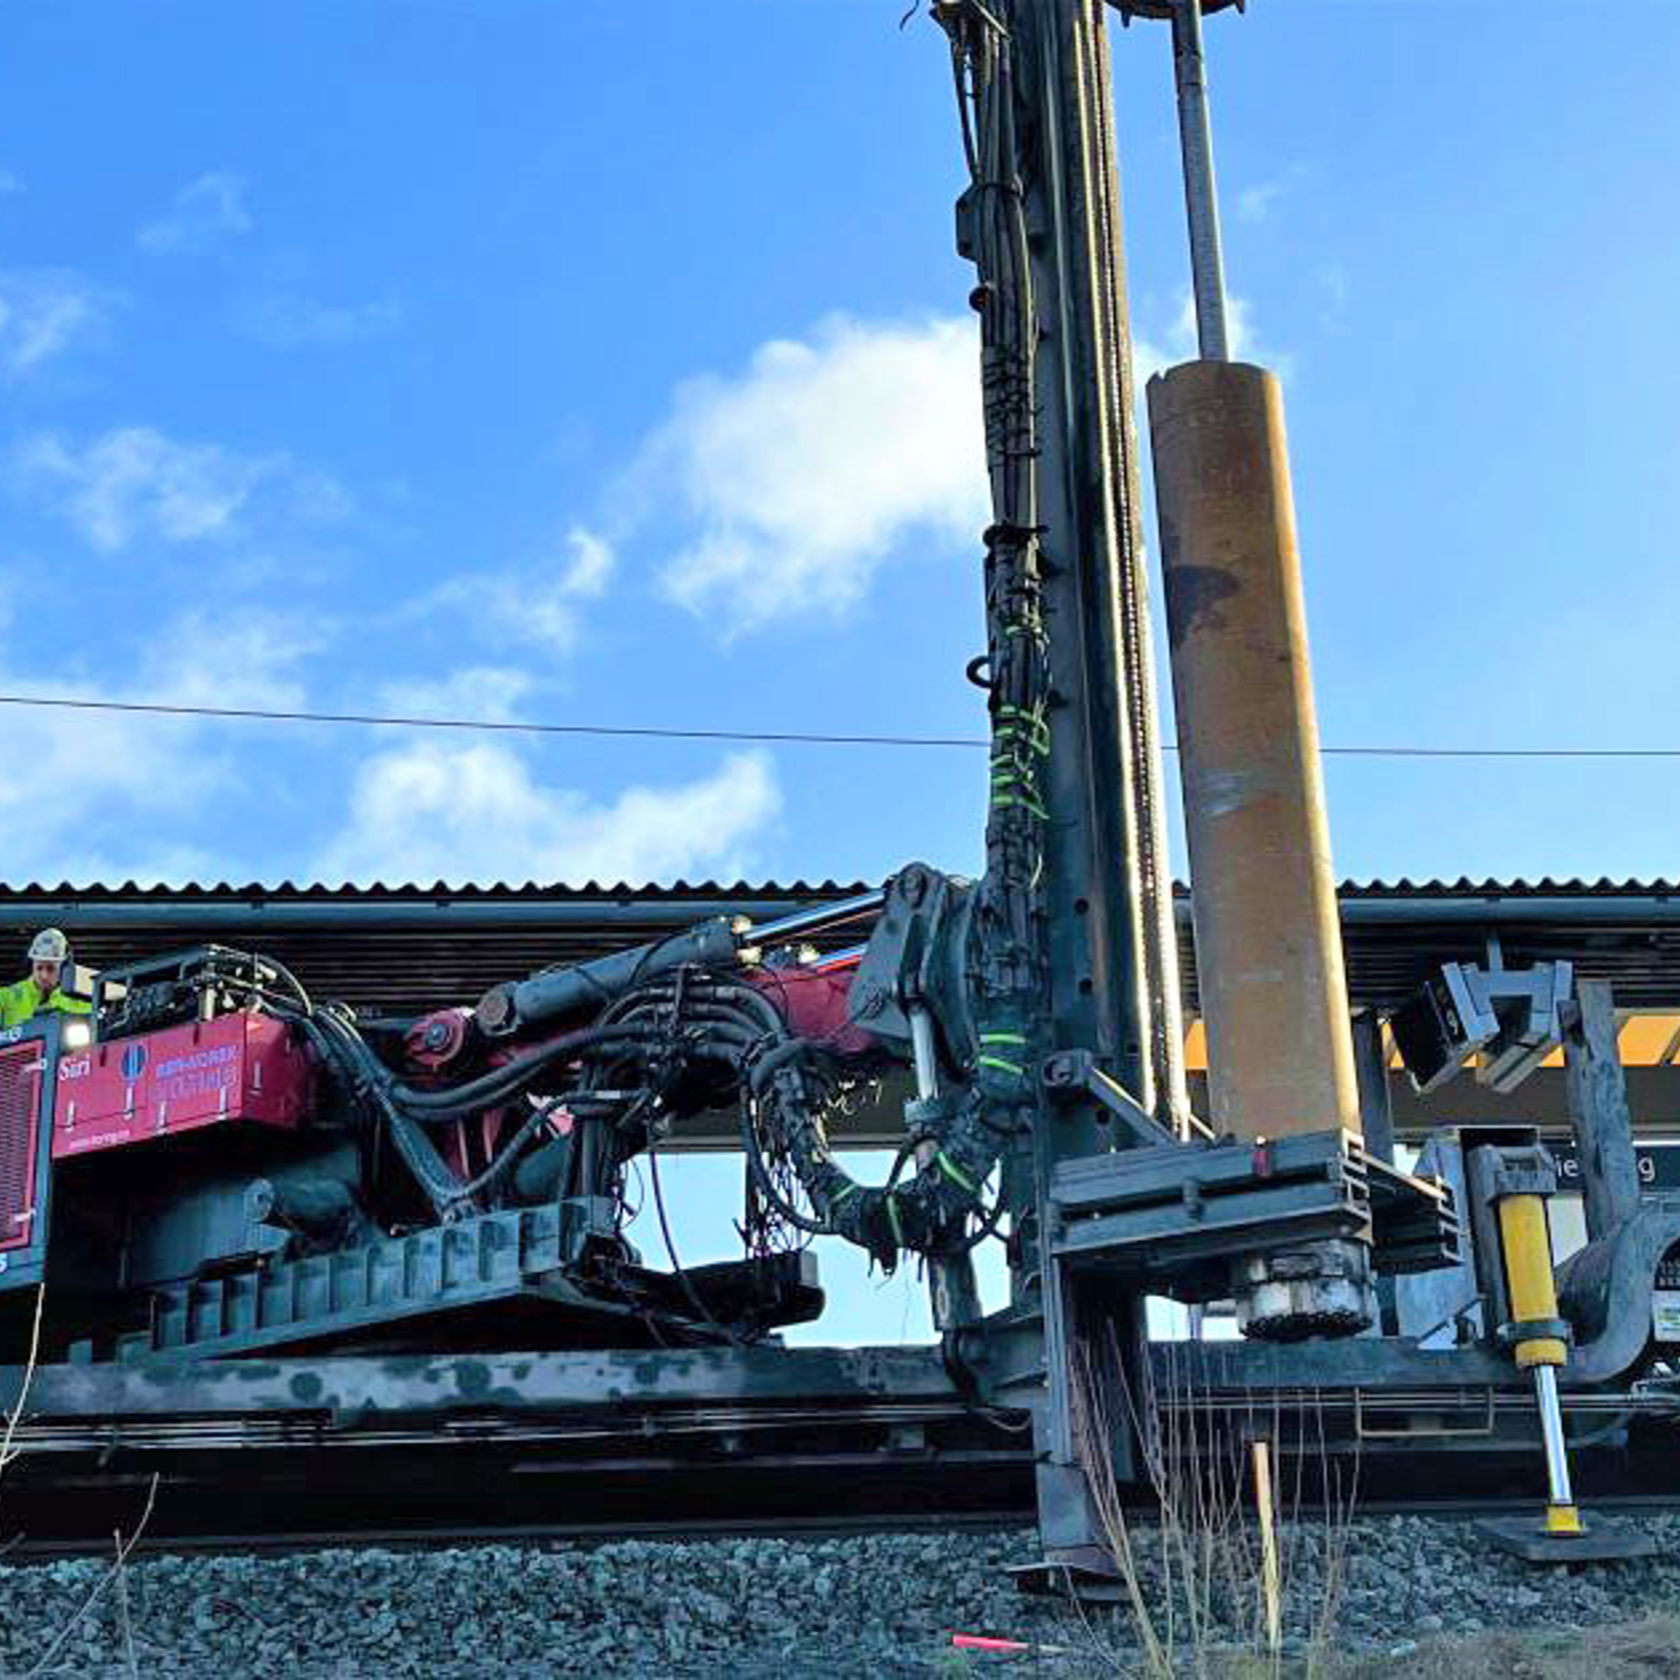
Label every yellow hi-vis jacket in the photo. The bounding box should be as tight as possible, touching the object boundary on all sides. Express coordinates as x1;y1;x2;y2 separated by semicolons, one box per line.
0;977;92;1028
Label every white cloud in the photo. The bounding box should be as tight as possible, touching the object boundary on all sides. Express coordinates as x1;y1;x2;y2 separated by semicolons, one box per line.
236;293;402;349
0;610;318;886
643;313;988;634
317;745;779;887
378;666;539;724
558;526;614;598
1234;164;1310;225
0;268;108;375
1236;181;1285;224
0;169;23;196
414;524;617;654
137;171;252;255
12;425;348;551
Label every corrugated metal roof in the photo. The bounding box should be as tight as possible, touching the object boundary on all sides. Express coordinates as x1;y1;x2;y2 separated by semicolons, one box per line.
1;878;1678;1015
1335;877;1680;899
0;876;1674;899
0;878;874;899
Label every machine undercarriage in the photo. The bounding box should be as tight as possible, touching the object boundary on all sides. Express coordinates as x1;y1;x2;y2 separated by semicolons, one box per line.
6;0;1680;1579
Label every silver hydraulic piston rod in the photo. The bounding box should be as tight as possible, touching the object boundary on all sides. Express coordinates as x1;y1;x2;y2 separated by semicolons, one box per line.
1166;0;1231;359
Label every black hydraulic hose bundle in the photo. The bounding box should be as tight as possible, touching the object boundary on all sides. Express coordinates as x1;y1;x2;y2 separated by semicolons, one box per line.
280;1001;469;1217
737;4;1047;1272
270;925;1022;1259
260;978;660;1220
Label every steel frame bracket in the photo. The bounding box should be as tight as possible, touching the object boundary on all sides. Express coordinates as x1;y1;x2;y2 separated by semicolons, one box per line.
1393;959;1575;1097
1039;1049;1189;1147
1049;1128;1460;1300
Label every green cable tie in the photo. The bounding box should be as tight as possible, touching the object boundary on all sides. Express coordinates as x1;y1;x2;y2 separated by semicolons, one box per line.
830;1182;859;1207
937;1150;979;1194
978;1053;1026;1077
991;793;1048;821
979;1031;1028;1045
886;1192;904;1250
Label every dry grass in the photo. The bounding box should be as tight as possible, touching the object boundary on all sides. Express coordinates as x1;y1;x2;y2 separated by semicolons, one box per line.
1324;1615;1680;1680
950;1618;1680;1680
2;1287;159;1676
1;1285;46;1565
1067;1337;1361;1680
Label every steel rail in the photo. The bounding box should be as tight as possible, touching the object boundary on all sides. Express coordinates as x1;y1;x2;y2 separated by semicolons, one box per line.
5;1397;1000;1457
11;1465;1680;1562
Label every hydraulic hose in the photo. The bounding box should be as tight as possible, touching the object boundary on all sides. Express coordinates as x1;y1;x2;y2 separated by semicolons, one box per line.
387;1025;657;1115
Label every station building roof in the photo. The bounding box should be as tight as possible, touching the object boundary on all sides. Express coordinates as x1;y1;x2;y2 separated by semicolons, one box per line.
1;875;1677;1015
6;876;1680;1138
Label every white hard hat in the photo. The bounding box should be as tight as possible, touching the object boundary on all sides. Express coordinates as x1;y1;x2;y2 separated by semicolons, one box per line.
28;928;68;965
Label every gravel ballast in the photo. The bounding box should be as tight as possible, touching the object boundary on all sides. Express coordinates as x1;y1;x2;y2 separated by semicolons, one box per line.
5;1516;1680;1677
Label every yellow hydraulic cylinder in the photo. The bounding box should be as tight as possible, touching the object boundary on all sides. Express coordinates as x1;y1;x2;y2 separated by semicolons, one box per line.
1147;360;1360;1143
1496;1195;1568;1369
1493;1189;1581;1533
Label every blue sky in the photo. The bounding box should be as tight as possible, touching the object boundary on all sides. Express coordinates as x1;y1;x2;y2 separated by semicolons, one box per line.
4;0;1679;1340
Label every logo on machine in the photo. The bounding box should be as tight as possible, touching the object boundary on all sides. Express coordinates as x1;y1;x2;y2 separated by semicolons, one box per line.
120;1043;148;1080
155;1046;235;1079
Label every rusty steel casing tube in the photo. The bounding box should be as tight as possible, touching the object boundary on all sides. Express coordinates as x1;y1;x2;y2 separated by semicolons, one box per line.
1148;359;1359;1140
1149;359;1369;1337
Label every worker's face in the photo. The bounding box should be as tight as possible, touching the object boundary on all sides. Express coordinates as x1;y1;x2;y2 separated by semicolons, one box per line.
32;960;60;993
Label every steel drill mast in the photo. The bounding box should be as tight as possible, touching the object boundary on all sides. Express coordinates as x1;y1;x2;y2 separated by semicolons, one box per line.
934;0;1386;1572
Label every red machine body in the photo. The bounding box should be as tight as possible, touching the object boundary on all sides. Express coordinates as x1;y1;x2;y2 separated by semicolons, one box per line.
52;1013;313;1159
747;952;873;1055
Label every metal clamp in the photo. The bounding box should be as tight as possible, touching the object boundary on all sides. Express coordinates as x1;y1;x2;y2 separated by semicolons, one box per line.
1497;1317;1574;1351
1040;1050;1172;1148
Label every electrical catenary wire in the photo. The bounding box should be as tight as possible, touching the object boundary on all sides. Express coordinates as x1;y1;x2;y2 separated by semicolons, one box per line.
0;692;1670;760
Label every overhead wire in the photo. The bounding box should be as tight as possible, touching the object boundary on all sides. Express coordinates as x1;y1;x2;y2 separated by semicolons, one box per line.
0;691;1673;761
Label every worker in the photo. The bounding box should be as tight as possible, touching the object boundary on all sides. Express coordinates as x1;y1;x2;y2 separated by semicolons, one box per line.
0;928;93;1027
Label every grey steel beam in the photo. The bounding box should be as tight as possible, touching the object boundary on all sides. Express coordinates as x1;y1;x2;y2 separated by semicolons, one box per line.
4;889;1680;935
1563;980;1643;1241
1332;896;1680;927
0;896;850;932
1354;1010;1401;1333
1353;1012;1397;1167
0;1344;966;1422
653;1066;1680;1152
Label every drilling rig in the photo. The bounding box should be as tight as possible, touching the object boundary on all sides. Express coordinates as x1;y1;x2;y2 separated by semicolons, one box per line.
5;0;1680;1578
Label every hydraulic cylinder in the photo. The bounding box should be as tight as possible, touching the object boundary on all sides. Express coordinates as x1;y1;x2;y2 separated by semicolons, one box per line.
1496;1190;1583;1535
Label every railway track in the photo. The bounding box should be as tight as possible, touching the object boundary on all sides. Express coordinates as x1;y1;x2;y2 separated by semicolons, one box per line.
11;1488;1680;1564
6;1342;1680;1557
7;1415;1680;1559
